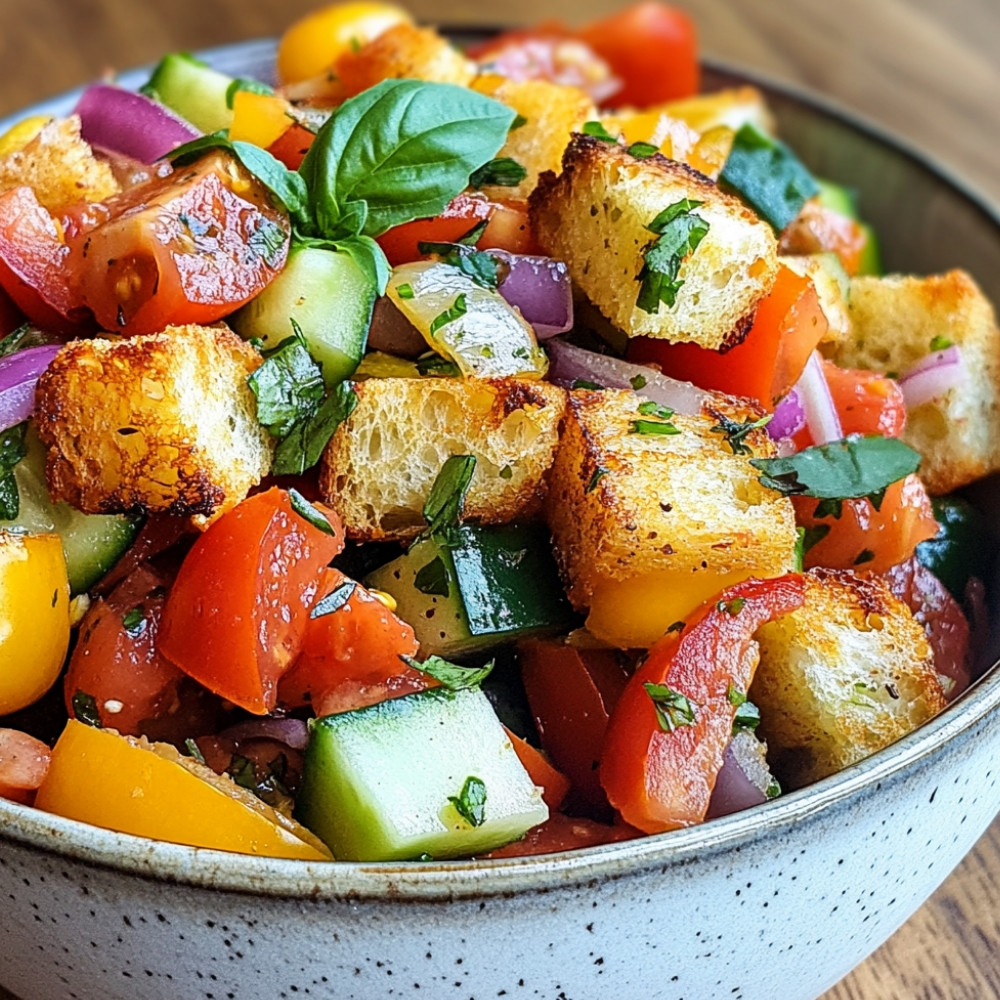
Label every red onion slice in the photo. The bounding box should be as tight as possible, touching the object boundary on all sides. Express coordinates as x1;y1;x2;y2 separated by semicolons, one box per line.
0;344;62;432
795;351;843;445
545;337;708;416
898;345;966;410
73;84;201;164
705;731;776;819
218;717;310;751
768;388;806;440
491;251;573;339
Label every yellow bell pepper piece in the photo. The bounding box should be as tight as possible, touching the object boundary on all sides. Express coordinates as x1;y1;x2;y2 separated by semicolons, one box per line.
35;720;332;861
0;531;70;713
229;91;296;149
276;1;412;84
0;115;51;157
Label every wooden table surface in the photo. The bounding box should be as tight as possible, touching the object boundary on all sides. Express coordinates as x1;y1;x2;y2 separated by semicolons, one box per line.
2;1;1000;997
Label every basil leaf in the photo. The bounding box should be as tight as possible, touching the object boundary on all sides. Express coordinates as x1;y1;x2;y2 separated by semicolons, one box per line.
300;79;516;239
469;156;528;188
644;682;697;732
167;134;309;220
421;454;477;544
637;198;710;314
272;380;358;476
627;141;659;159
288;487;336;536
581;120;619;143
750;435;922;503
415;242;501;290
719;122;819;232
449;775;487;827
225;76;275;109
402;653;494;690
414;555;451;597
0;421;27;520
248;340;326;438
334;233;391;296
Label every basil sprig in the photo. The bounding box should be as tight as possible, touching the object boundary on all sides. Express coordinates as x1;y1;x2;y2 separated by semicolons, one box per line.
750;435;922;512
168;79;517;293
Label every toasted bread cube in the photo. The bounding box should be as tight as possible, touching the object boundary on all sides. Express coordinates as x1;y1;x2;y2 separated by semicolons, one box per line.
529;134;779;350
0;116;119;214
320;376;566;541
331;23;476;99
751;569;946;788
546;388;797;648
831;270;1000;494
471;75;596;200
35;324;273;518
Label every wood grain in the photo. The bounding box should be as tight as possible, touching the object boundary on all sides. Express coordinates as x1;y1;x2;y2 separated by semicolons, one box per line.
1;2;999;998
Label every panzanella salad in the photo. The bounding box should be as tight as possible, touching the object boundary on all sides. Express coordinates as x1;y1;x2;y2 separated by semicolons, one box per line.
0;1;996;861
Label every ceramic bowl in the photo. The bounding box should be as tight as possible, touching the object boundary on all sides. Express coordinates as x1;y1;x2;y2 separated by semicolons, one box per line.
2;39;1000;1000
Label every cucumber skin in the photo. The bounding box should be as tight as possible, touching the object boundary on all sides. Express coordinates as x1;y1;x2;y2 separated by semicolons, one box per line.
143;52;234;133
365;523;578;659
296;687;548;861
232;245;376;386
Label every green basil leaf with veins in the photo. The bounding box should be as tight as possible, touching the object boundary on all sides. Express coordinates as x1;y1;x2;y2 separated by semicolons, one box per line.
420;454;477;545
299;79;516;239
271;381;358;476
247;339;325;439
402;654;495;691
750;435;921;502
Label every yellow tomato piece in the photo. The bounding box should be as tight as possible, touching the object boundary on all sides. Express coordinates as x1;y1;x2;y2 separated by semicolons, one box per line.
585;567;754;648
34;720;332;860
0;115;51;157
277;1;413;84
229;91;296;148
0;532;70;714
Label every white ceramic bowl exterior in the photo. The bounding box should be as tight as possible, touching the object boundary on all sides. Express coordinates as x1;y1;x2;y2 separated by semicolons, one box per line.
2;40;1000;1000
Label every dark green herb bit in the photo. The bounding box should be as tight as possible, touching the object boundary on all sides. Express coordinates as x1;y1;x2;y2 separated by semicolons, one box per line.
582;120;619;143
288;487;335;536
429;293;468;336
498;464;513;480
732;701;761;734
0;421;27;520
766;778;782;799
403;653;494;691
718;122;819;232
571;379;603;390
853;548;875;566
416;242;501;291
586;466;610;493
717;597;746;616
413;555;451;597
271;380;358;476
627;141;659;159
420;454;477;545
630;419;681;437
710;413;772;456
454;219;489;246
225;76;275;109
795;524;830;569
644;682;697;732
184;738;206;764
750;435;921;506
71;690;102;728
397;282;415;299
416;352;461;377
666;620;686;634
248;336;325;438
122;606;146;638
929;335;953;352
469;156;528;188
310;581;357;618
629;373;648;390
449;775;487;827
636;199;710;314
0;323;61;358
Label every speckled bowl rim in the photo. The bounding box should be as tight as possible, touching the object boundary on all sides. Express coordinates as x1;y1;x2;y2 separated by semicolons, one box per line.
2;35;1000;904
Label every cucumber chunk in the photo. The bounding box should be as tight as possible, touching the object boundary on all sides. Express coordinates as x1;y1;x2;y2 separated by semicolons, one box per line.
365;522;578;659
141;52;234;133
232;245;376;386
3;427;140;594
296;686;548;860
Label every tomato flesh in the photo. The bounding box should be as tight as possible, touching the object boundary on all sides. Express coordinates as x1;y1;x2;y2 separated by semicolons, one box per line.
73;151;290;336
158;489;345;715
600;575;805;833
0;728;51;805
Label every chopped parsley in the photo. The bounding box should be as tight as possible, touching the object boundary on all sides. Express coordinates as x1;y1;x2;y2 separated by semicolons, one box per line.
571;378;603;390
498;464;513;480
732;701;761;733
930;335;953;352
71;690;102;728
397;282;415;299
122;606;146;638
627;141;659;159
581;120;619;143
449;775;487;827
636;199;710;314
629;373;648;390
630;400;680;436
404;653;494;690
644;682;697;732
717;597;746;616
429;294;469;336
184;738;206;764
710;413;773;456
419;454;477;546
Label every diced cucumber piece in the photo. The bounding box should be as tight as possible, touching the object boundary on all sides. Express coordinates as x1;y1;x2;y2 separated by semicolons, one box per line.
296;686;548;860
140;52;234;133
3;426;140;594
815;178;883;275
365;522;578;659
232;245;376;386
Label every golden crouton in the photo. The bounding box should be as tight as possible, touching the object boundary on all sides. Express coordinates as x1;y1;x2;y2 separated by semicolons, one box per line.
0;116;119;214
831;270;1000;494
330;23;476;99
546;387;798;648
319;376;566;541
529;134;779;350
470;75;596;200
751;569;946;788
35;324;273;518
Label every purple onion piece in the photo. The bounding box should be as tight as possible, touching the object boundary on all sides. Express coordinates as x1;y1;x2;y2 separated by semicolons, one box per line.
218;717;310;751
492;251;573;338
0;344;63;432
796;351;843;445
545;337;708;417
73;84;201;164
706;731;776;819
898;345;966;409
768;388;806;440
